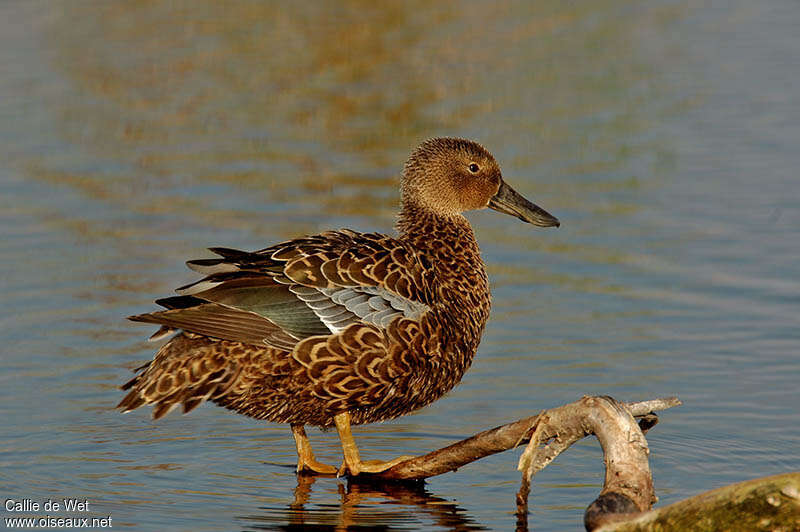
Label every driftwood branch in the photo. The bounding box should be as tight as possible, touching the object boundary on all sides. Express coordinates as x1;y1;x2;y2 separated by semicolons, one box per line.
336;396;797;531
358;396;680;483
513;396;673;531
350;395;680;531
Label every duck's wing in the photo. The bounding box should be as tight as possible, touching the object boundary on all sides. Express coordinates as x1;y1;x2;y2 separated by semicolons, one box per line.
129;230;433;350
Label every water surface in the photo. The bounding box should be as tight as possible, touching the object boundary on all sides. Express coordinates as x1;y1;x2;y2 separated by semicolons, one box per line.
1;1;799;530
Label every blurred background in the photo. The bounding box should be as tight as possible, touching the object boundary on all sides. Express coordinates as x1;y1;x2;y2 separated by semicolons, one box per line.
1;1;798;530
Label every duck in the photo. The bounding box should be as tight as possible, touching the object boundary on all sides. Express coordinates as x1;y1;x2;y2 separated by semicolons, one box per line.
118;137;559;476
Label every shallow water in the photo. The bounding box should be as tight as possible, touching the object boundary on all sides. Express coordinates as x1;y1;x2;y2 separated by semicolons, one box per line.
1;1;798;530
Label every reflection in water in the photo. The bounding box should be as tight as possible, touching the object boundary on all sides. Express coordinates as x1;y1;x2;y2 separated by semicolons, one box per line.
42;1;461;225
31;0;667;240
241;475;486;531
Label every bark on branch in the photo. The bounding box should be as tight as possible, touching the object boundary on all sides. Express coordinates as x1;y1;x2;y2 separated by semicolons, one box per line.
356;396;680;482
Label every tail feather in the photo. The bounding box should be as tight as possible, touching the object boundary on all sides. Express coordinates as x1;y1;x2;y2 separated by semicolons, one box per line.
117;388;147;411
152;396;181;420
148;326;177;342
186;258;239;275
116;333;240;420
208;247;251;260
182;396;204;415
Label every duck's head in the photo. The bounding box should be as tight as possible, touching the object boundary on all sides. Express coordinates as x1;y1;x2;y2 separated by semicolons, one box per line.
401;137;560;227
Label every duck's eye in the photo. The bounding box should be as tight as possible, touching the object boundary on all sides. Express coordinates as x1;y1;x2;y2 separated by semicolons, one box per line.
468;163;480;173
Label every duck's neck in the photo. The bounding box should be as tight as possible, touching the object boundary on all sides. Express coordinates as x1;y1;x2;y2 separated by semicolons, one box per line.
397;200;479;259
396;199;490;322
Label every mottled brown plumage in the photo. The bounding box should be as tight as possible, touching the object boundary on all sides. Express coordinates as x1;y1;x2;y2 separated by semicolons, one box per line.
119;137;559;475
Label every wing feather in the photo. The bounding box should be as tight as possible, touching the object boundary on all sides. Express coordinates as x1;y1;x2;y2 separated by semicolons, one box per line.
130;230;433;349
129;303;299;350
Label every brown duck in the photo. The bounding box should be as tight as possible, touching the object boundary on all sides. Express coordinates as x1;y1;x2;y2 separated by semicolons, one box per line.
119;137;559;476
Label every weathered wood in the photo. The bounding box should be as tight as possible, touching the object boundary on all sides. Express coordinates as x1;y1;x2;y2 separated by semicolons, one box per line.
582;396;656;530
595;472;800;532
343;396;797;532
352;396;680;482
509;396;663;531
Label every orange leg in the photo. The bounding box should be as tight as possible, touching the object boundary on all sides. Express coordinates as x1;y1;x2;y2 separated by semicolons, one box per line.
334;412;414;476
291;424;337;475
